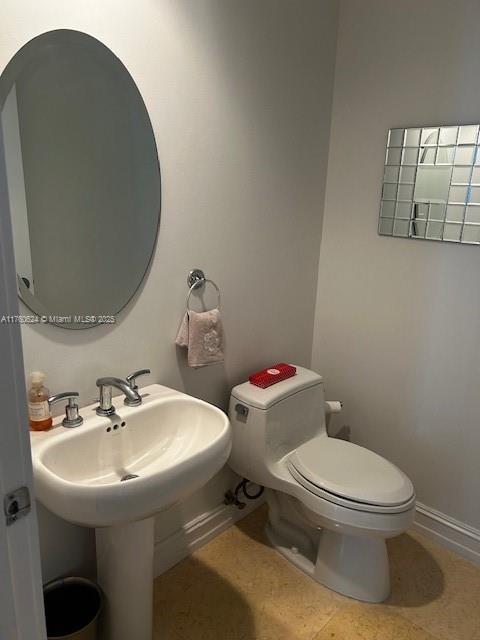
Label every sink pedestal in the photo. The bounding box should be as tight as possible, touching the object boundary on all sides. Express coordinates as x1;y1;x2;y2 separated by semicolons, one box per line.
31;384;231;639
96;517;155;640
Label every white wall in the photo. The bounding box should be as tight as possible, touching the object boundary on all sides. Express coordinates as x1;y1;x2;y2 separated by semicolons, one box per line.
313;0;480;531
0;0;338;582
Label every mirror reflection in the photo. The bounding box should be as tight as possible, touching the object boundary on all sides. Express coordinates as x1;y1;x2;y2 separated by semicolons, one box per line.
0;30;161;327
379;124;480;245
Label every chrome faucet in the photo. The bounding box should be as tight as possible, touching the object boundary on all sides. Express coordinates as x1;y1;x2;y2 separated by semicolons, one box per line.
48;391;83;428
96;377;142;416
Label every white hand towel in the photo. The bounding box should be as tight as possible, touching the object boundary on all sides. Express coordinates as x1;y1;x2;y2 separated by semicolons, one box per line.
175;308;224;367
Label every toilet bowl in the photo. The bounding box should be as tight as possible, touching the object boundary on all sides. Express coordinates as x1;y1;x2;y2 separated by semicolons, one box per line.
228;366;415;603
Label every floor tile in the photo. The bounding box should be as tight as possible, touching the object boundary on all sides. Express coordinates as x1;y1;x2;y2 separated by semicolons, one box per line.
386;530;480;640
154;506;341;640
313;603;439;640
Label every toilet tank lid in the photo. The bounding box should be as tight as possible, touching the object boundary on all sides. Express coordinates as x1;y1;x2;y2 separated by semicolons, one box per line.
231;365;322;410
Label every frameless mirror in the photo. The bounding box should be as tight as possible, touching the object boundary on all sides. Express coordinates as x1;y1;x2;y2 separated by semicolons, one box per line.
0;30;160;328
378;124;480;245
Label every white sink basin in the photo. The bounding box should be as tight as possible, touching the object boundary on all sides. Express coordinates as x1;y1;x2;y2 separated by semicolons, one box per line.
31;384;231;528
30;383;231;640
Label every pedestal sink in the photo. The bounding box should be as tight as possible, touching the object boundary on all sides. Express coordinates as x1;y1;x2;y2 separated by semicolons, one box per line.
30;384;231;640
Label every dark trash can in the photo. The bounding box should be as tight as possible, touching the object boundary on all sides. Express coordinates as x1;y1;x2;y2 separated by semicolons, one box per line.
43;577;103;640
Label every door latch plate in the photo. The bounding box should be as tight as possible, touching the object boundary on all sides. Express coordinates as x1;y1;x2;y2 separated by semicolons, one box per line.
4;486;31;526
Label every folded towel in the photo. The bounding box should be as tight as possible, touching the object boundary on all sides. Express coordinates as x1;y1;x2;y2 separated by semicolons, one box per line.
175;308;224;367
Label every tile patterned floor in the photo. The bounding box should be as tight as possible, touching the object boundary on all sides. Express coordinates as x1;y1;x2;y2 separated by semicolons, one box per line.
154;505;480;640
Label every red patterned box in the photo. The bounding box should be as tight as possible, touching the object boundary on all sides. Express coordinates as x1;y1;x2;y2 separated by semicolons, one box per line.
249;363;296;388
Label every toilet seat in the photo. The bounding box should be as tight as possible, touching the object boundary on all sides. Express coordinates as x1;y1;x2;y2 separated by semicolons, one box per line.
287;437;415;514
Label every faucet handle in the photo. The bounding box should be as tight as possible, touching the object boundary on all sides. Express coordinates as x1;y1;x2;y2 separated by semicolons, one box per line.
48;392;83;428
126;369;151;392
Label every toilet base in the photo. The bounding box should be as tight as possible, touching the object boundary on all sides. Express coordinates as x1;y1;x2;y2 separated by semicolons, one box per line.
265;492;391;603
314;528;390;602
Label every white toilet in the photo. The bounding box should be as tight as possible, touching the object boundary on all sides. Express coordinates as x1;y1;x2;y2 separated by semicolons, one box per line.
228;366;415;603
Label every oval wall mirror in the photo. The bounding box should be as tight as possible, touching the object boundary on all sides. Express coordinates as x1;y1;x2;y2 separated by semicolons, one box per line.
0;30;161;328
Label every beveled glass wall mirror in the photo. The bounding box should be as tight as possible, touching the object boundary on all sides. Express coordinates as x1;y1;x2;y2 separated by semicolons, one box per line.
379;124;480;245
0;30;161;328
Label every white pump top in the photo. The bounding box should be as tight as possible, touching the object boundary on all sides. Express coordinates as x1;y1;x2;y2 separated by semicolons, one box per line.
231;365;322;410
30;371;46;386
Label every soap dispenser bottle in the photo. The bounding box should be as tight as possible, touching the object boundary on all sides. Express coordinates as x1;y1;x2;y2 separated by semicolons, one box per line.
28;371;52;431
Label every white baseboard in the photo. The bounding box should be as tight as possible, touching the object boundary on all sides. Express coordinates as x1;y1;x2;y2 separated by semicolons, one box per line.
154;499;263;577
413;502;480;566
154;498;480;577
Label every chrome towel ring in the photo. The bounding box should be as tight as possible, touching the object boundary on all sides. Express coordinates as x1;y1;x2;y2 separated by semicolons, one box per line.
186;269;221;310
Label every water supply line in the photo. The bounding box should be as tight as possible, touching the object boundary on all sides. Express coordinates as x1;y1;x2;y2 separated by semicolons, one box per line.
224;478;264;510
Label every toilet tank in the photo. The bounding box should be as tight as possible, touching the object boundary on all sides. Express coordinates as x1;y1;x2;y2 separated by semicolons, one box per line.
228;366;326;485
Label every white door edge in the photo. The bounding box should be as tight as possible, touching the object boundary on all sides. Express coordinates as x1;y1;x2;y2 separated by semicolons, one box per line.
0;111;46;640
